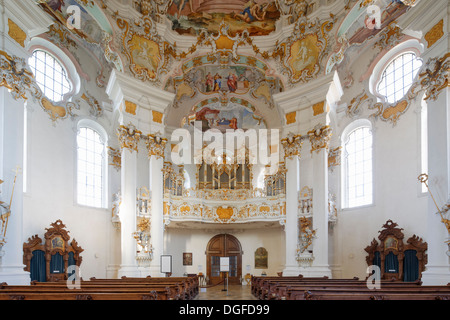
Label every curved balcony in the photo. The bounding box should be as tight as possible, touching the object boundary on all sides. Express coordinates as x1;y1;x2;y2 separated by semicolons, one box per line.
163;188;286;230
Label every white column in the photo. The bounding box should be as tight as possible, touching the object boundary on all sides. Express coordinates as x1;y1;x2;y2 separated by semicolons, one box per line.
149;155;164;277
0;0;52;286
117;128;140;278
311;142;332;277
283;155;301;276
421;86;450;285
0;88;30;285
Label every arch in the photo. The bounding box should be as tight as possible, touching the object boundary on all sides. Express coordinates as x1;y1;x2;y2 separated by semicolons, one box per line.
206;234;242;285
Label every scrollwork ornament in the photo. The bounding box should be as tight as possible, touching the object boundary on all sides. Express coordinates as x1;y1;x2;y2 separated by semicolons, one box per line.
281;133;304;159
146;134;167;159
308;124;332;153
117;124;142;153
418;53;449;101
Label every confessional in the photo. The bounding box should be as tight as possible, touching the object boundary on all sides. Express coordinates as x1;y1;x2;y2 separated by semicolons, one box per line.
23;220;83;282
364;220;427;282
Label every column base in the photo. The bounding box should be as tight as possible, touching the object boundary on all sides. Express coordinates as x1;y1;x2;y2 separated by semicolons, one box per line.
421;266;450;286
0;266;31;285
117;265;141;278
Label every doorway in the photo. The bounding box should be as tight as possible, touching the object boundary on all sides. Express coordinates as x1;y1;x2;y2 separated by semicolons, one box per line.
206;234;242;285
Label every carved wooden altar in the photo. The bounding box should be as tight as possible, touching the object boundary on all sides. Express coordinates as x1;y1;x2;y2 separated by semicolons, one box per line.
23;220;83;282
364;220;427;281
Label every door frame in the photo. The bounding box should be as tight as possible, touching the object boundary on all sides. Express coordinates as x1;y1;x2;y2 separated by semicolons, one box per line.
206;234;242;285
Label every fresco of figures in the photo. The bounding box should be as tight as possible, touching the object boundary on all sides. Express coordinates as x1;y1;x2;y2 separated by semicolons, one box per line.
186;65;261;95
39;0;105;44
166;0;281;36
185;101;266;132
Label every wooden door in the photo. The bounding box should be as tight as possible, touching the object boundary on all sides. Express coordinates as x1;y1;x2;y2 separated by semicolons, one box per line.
206;234;242;285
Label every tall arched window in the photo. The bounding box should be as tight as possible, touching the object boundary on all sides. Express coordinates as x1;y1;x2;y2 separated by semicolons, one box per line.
377;52;422;104
77;123;107;208
342;121;373;208
28;50;72;102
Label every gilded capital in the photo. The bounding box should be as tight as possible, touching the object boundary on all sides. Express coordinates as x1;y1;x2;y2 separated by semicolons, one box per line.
117;124;142;152
146;133;167;159
281;133;303;159
308;124;332;153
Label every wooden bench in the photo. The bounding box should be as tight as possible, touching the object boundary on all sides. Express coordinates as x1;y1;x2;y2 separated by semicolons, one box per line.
301;288;450;300
0;276;200;300
267;280;423;300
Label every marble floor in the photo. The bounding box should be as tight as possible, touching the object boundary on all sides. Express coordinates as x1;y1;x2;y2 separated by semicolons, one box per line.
195;284;257;300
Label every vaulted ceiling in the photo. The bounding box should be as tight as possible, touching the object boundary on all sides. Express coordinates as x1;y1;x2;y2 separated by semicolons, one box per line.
34;0;419;129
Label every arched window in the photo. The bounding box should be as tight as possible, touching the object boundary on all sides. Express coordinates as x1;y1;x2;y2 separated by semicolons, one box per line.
376;52;422;104
28;50;72;102
342;121;373;209
76;122;107;208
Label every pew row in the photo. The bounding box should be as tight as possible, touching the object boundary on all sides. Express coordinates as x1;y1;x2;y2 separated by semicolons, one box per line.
0;275;199;300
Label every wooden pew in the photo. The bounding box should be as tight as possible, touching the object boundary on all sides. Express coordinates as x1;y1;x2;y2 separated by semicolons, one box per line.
301;288;450;300
0;285;175;300
0;275;200;300
267;280;423;300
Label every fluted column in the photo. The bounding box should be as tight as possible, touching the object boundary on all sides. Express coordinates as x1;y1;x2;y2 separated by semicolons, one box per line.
147;134;167;277
281;134;303;276
308;124;332;277
117;124;141;278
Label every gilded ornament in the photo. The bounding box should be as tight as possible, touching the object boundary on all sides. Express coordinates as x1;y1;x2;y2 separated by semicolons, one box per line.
312;101;326;116
328;146;342;170
417;53;449;101
373;22;403;52
146;133;167;159
298;217;316;254
124;101;137;115
152;110;163;124
425;20;444;49
308;124;332;153
117;124;142;152
8;19;27;48
281;133;304;159
285;111;297;125
107;147;121;171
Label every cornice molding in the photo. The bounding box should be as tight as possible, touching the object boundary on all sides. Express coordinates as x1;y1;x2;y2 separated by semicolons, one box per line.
3;0;53;38
273;71;342;113
106;69;175;113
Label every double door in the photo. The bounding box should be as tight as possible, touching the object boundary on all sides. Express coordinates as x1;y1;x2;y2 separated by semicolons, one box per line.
206;234;242;285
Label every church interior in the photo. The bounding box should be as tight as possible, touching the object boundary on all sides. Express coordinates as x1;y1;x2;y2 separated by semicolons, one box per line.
0;0;449;301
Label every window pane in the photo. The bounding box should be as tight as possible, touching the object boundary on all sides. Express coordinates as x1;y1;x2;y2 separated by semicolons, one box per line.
28;50;72;102
77;127;105;208
345;127;373;208
377;53;422;104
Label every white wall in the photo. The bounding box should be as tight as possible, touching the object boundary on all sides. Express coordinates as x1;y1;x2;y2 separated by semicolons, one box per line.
164;227;286;278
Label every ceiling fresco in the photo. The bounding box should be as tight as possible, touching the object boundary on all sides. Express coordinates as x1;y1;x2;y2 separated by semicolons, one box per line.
166;0;281;37
30;0;421;125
